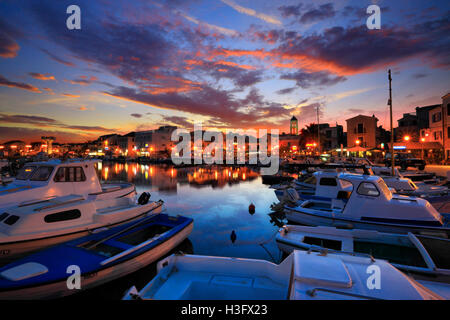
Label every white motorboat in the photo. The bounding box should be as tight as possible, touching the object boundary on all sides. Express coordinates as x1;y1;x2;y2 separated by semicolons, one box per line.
276;225;450;287
123;250;443;300
284;173;450;237
0;213;193;300
0;193;164;261
0;159;135;210
370;166;449;198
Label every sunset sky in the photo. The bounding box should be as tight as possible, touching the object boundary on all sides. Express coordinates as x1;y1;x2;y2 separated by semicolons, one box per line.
0;0;449;143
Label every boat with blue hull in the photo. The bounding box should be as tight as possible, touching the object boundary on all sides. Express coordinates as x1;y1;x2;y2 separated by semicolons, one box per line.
0;213;193;299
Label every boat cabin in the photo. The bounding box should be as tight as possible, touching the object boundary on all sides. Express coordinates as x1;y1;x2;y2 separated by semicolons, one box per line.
0;159;133;209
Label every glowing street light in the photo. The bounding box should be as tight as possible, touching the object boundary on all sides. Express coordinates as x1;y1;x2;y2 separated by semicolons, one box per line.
355;140;360;145
403;135;410;141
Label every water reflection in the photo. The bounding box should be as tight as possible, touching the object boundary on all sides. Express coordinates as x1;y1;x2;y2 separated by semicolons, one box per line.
97;162;260;194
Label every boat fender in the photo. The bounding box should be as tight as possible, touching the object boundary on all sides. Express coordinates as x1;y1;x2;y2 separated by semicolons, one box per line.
230;230;237;243
138;192;151;205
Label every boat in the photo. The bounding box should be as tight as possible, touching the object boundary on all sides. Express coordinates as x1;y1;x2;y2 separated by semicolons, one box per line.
261;173;293;185
0;159;135;210
284;173;450;238
0;213;193;299
122;250;443;300
0;193;164;261
276;225;450;286
274;165;448;202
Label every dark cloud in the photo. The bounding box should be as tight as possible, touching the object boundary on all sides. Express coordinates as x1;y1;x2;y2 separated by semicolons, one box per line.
0;113;115;133
274;14;450;75
281;71;346;88
0;20;21;58
0;74;41;92
278;4;302;18
161;115;192;128
40;48;75;67
130;113;143;118
300;3;336;24
412;73;428;79
0;114;57;125
276;87;296;95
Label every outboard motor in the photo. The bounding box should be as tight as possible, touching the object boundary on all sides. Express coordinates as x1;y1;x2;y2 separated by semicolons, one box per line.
283;188;300;205
137;192;151;205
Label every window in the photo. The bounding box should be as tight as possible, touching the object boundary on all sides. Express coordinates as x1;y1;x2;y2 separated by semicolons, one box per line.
432;112;442;123
30;166;54;181
448;126;450;139
4;215;20;226
44;209;81;223
319;178;338;186
357;123;364;133
447;104;450;116
15;166;37;180
54;167;86;182
357;182;380;197
0;213;9;222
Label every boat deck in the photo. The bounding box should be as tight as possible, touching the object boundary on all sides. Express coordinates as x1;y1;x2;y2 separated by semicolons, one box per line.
148;270;287;300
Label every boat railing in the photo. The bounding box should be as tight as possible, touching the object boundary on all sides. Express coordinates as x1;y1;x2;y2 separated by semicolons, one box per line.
18;196;57;207
33;196;85;212
100;229;171;266
306;287;384;300
407;232;436;271
307;248;376;262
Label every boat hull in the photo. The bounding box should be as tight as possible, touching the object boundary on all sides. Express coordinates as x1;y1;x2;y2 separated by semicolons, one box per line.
0;220;193;299
284;207;450;238
0;201;163;262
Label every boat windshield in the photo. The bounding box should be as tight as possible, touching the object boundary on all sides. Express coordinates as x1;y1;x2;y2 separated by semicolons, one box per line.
29;166;54;181
15;166;37;180
377;179;392;198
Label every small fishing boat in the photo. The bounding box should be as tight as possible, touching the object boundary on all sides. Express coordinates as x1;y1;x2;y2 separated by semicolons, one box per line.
123;250;443;300
0;213;193;299
0;193;163;261
0;159;135;210
276;225;450;287
284;173;450;238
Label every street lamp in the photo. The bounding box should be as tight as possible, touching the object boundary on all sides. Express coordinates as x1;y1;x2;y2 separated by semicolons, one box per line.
404;135;410;141
355;139;360;146
420;137;425;160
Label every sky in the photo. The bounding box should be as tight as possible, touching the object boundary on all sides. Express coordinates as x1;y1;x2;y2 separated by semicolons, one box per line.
0;0;449;143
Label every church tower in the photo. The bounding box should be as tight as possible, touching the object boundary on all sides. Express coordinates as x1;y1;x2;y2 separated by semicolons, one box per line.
290;116;298;135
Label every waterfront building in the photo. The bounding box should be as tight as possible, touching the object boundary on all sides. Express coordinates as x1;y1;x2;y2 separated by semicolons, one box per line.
346;114;378;149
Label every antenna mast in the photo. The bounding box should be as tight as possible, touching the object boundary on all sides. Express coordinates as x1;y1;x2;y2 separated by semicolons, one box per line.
388;70;395;176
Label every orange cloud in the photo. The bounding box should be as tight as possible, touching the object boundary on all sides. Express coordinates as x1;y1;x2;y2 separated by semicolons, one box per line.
28;72;56;81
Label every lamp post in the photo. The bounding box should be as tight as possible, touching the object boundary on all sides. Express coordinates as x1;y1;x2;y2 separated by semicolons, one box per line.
421;137;425;160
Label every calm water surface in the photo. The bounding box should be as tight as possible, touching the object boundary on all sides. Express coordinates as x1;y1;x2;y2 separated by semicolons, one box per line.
70;162;287;299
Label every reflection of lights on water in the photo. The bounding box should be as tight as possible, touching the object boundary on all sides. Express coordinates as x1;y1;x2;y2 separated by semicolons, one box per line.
150;167;154;176
242;173;246;180
103;167;109;180
98;162;102;171
145;171;148;180
215;171;218;180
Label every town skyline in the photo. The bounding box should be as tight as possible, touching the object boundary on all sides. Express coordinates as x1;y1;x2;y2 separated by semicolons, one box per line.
0;0;449;143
